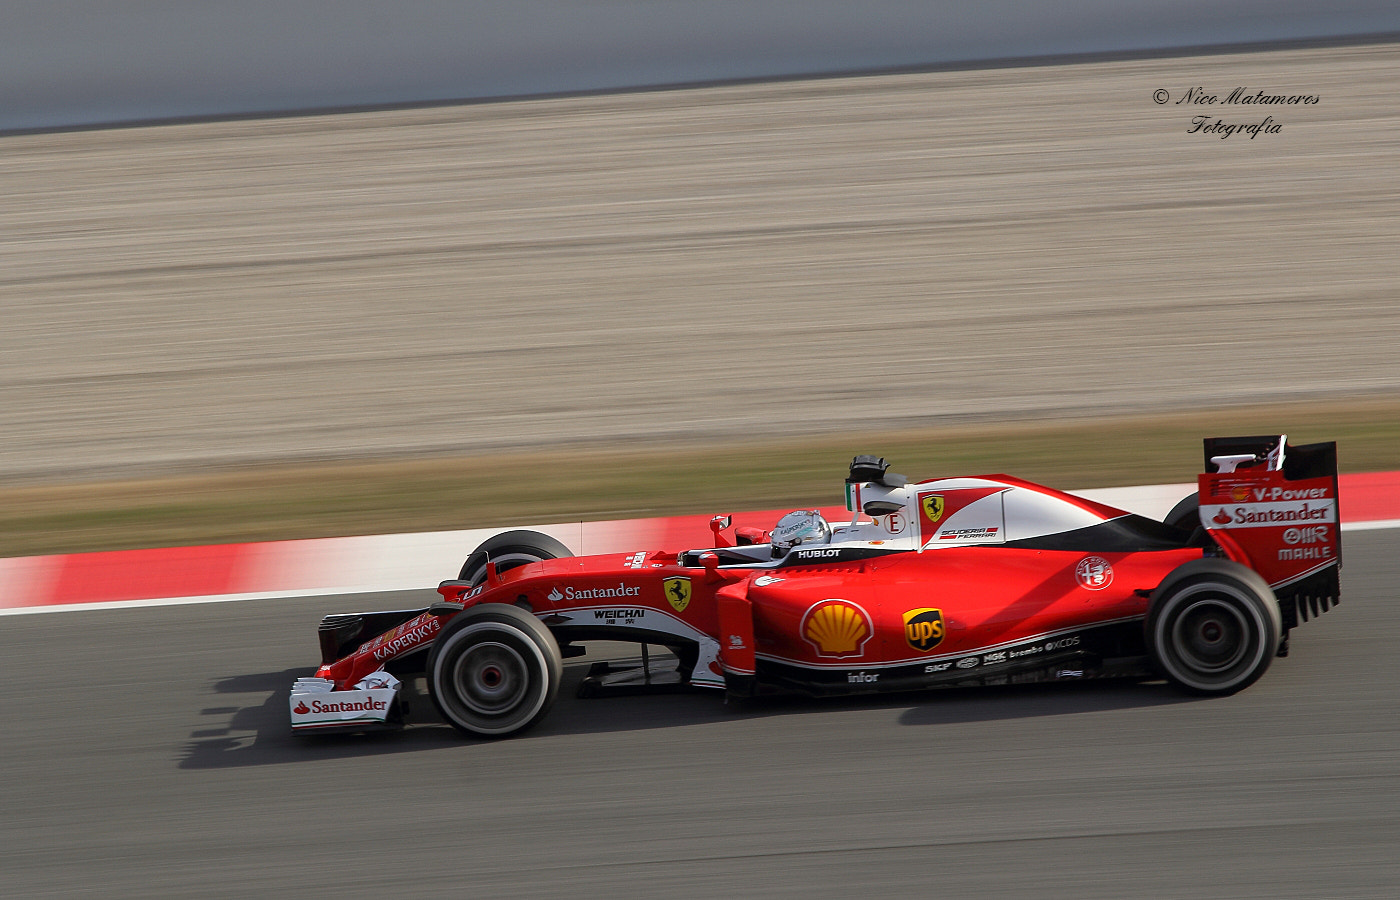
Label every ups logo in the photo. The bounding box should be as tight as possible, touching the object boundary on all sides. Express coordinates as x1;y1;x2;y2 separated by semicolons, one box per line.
921;495;945;524
902;607;946;652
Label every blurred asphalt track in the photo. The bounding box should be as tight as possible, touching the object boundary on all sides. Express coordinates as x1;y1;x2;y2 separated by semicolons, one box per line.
3;41;1399;481
0;528;1394;897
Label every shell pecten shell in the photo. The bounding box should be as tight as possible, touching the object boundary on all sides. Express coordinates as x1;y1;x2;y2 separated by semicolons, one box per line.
801;599;872;657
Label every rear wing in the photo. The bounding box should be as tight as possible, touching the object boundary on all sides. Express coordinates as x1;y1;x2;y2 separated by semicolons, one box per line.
1198;435;1340;629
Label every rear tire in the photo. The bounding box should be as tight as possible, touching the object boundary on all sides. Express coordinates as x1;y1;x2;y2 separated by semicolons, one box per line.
427;604;563;737
1146;564;1280;695
458;530;573;584
1163;494;1199;532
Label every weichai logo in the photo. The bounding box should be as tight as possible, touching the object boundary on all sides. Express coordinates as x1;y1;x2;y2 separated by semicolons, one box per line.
902;608;946;652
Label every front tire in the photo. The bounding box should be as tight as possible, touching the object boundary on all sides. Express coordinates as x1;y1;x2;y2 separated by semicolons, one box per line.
1146;563;1281;695
458;530;573;584
427;604;563;737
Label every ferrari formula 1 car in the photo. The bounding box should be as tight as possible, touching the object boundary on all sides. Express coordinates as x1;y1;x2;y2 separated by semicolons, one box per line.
290;435;1340;737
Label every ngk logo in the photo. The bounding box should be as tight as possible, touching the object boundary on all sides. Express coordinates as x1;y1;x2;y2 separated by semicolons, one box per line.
1283;525;1329;545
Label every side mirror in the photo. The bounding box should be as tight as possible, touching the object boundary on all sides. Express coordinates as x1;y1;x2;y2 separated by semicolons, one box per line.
709;514;734;548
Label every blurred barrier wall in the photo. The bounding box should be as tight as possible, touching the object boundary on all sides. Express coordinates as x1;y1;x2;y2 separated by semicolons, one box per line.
5;2;1400;131
2;473;1396;613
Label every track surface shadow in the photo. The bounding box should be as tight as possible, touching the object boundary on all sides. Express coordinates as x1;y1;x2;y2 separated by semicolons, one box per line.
180;657;1196;769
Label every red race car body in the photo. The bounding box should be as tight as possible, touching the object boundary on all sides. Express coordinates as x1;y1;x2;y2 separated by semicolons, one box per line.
291;435;1341;737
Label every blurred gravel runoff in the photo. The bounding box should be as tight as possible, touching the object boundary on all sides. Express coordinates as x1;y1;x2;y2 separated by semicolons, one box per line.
3;42;1399;481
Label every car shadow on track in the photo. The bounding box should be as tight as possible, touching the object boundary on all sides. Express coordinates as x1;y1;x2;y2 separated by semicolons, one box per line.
179;667;462;770
892;679;1196;727
179;657;1196;769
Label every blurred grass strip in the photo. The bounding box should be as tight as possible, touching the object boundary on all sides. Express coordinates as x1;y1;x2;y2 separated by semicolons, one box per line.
2;399;1397;557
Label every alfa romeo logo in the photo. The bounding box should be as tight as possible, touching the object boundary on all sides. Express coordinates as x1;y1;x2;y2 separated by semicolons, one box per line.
1075;556;1113;590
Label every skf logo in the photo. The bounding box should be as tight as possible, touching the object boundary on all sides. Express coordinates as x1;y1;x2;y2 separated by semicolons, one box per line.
801;599;872;658
902;608;946;652
663;577;692;613
921;494;945;524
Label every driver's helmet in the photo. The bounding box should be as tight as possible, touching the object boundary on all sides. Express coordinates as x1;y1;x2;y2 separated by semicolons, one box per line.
770;509;832;557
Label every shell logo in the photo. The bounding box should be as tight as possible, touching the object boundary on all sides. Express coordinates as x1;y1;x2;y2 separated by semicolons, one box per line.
801;599;873;658
1231;486;1251;502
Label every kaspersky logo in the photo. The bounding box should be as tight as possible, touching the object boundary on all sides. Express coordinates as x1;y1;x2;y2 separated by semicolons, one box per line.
663;576;692;613
902;608;946;652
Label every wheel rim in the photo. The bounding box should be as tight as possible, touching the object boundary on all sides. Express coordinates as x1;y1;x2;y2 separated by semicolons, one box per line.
1171;599;1249;673
433;620;552;735
1153;578;1274;692
450;641;531;716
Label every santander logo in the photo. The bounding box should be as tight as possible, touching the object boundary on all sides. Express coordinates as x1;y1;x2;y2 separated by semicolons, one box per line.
1212;508;1233;525
294;701;310;715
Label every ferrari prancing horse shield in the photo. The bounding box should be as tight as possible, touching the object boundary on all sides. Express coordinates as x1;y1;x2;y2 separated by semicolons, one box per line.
663;577;692;613
921;494;945;523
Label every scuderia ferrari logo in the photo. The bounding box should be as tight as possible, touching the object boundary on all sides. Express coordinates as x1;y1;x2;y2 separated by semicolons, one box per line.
921;495;945;524
903;608;946;652
663;577;692;613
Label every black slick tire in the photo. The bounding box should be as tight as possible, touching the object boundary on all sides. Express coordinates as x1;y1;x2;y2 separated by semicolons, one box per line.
1146;560;1281;695
427;604;563;738
1163;494;1200;532
458;530;573;584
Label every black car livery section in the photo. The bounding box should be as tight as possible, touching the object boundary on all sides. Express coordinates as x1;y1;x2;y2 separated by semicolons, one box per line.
1003;515;1199;553
748;619;1145;697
